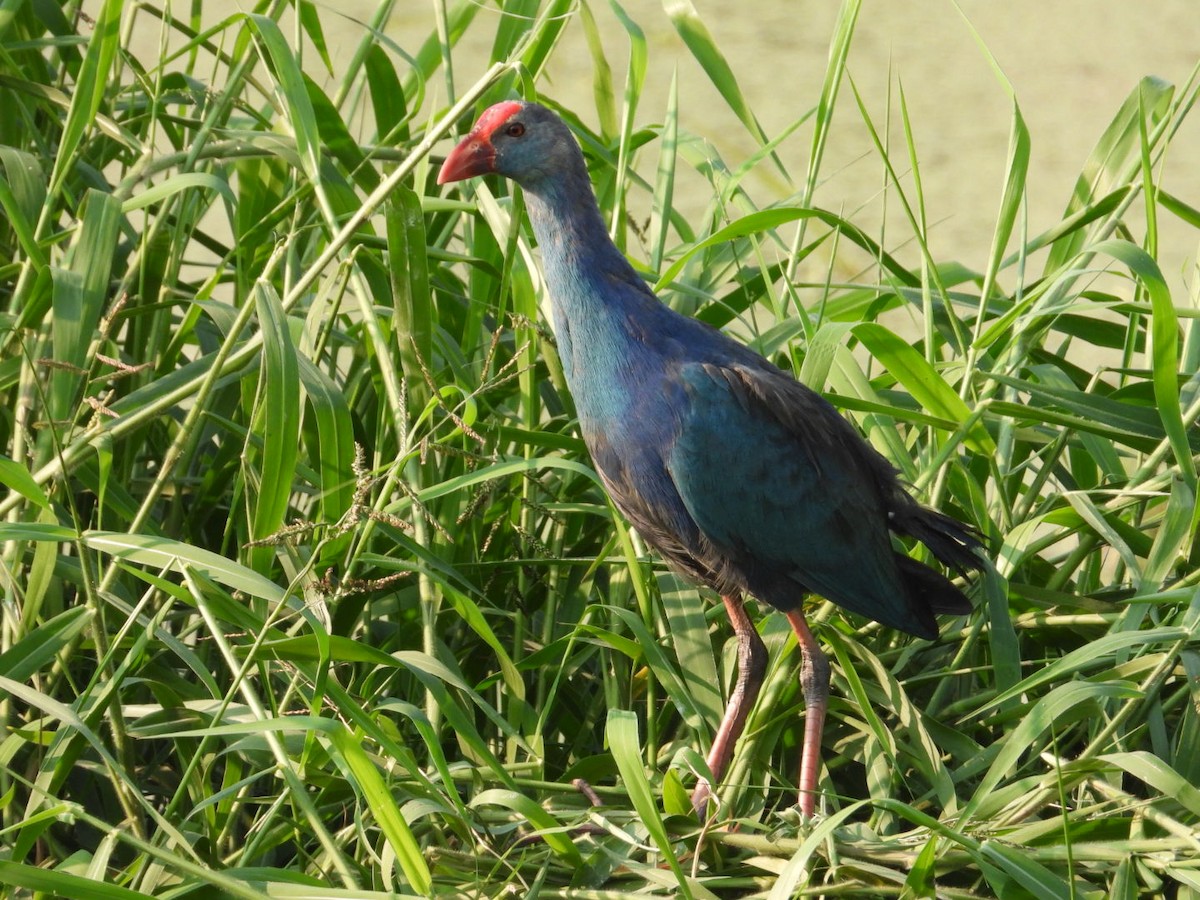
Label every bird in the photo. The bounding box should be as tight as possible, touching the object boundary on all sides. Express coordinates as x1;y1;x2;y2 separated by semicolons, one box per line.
438;99;982;819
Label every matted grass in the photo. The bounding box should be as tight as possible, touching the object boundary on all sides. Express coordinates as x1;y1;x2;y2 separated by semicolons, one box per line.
1;2;1198;898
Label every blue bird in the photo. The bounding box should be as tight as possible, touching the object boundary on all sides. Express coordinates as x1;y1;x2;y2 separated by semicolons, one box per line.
439;100;981;818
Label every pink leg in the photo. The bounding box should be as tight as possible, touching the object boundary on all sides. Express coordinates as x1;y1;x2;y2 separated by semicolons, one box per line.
786;609;830;818
692;593;767;816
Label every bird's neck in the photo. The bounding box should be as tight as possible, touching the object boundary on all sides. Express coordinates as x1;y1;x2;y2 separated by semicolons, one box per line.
522;166;647;334
520;165;630;298
518;164;662;425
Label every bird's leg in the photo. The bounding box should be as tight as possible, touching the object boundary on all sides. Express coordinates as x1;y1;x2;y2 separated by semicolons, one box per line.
786;609;830;818
692;593;767;817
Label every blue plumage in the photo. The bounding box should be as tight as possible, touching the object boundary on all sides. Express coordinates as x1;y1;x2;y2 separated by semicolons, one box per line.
439;100;982;817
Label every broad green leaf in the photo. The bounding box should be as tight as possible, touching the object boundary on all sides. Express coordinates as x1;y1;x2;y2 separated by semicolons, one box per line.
988;370;1190;448
414;455;602;502
1100;751;1200;817
655;206;918;293
0;454;51;510
658;574;723;729
579;1;617;139
0;607;92;684
766;801;873;900
295;354;355;528
606;710;695;899
46;0;123;199
1093;238;1195;487
603;605;703;730
388;185;434;409
979;840;1074;900
266;635;402;668
327;727;432;895
81;531;285;602
799;321;855;392
664;0;766;149
296;0;334;75
246;15;321;180
0;523;77;542
249;283;301;558
444;587;526;705
963;681;1141;824
902;835;940;898
50;190;122;419
365;43;409;143
607;0;648;250
0;861;154;900
304;72;380;192
854;321;995;454
0;148;47;268
1045;77;1173;273
471;789;583;866
977;100;1030;337
649;70;679;272
518;0;575;79
121;172;236;212
969;627;1186;716
802;0;859;208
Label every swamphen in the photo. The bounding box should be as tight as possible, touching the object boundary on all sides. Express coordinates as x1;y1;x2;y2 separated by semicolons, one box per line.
438;100;982;818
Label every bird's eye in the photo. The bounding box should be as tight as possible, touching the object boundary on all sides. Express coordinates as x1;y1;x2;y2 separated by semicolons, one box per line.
505;122;525;137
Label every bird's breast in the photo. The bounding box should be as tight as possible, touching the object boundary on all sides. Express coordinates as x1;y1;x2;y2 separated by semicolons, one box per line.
550;313;670;430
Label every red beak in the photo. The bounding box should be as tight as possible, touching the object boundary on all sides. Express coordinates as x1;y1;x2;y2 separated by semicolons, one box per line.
437;133;495;184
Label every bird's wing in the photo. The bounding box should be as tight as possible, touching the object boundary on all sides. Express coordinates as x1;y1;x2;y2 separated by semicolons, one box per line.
665;360;934;635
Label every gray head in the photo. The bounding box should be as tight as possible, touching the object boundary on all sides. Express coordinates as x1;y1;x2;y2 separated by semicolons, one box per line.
437;100;585;190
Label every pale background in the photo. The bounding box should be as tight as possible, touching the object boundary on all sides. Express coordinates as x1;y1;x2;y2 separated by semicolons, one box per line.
394;2;1199;293
136;1;1200;296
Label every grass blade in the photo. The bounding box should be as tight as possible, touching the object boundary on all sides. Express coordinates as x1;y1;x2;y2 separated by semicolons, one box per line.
606;709;694;899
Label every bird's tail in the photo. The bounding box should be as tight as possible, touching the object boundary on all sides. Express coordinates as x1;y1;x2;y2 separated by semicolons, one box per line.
894;553;973;616
896;505;985;577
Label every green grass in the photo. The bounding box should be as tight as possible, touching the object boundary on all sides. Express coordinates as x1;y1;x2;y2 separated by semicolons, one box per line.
1;1;1199;897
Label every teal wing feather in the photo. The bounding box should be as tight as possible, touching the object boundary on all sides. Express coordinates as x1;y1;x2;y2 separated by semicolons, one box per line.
665;361;944;637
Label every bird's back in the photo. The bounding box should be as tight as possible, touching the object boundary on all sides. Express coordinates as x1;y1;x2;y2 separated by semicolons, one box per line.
487;100;978;637
560;276;975;638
